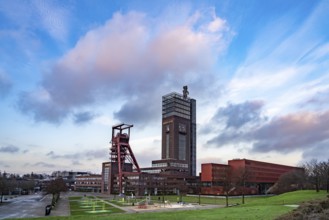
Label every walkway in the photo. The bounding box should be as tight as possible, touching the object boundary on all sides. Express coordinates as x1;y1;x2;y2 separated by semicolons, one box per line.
0;192;70;219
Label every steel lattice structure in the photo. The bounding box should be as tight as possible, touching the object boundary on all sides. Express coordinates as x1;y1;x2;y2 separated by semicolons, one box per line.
110;123;141;194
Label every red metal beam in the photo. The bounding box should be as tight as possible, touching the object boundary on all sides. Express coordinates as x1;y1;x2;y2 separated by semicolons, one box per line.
110;123;140;194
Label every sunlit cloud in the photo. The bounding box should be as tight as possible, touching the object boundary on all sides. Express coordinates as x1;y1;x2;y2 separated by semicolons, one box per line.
18;9;232;124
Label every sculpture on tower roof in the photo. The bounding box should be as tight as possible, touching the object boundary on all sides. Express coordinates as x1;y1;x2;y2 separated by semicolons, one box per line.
183;85;189;99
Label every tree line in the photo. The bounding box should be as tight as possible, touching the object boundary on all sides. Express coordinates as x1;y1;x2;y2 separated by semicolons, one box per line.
0;171;67;206
0;172;36;203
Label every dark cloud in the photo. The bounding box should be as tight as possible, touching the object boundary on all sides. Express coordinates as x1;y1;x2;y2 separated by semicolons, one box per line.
73;111;97;124
213;100;265;129
0;71;12;98
46;148;107;160
251;111;329;153
18;91;67;124
301;140;329;162
114;95;159;127
207;130;250;147
207;106;329;159
17;10;231;124
301;89;329;108
0;145;19;153
33;162;56;168
206;100;265;145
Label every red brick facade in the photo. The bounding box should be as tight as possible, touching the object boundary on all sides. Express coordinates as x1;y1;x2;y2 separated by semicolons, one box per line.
201;159;303;195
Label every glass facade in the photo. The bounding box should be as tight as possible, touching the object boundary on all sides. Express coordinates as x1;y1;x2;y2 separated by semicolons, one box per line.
162;93;191;119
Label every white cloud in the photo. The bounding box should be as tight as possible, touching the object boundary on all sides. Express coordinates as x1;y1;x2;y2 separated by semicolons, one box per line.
0;0;70;42
33;0;70;42
19;9;232;124
207;17;226;33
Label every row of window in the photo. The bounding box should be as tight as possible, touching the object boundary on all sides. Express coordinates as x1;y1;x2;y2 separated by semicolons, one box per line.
163;112;190;119
76;181;101;185
152;163;167;167
163;103;191;111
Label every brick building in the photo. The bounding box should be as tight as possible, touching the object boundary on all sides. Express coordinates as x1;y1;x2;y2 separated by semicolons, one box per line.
75;174;102;192
201;159;304;195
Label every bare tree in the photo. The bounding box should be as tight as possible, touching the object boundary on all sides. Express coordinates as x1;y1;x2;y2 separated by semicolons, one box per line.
45;178;67;206
324;159;329;193
222;166;234;207
0;176;7;203
233;167;251;204
303;159;321;192
318;160;329;193
302;159;329;192
269;170;306;194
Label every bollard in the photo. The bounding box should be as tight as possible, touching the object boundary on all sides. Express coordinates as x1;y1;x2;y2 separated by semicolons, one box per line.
45;205;52;216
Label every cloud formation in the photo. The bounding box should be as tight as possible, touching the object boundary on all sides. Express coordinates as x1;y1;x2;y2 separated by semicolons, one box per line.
113;94;159;127
73;111;97;125
0;145;19;153
0;0;70;42
302;88;329;108
206;100;265;146
46;148;107;160
33;162;56;168
213;100;265;129
251;111;329;153
18;10;231;124
207;101;329;159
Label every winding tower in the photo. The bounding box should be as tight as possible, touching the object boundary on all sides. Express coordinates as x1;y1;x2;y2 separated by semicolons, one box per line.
110;123;140;194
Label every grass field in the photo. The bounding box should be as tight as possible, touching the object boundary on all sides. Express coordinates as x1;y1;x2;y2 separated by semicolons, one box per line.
69;196;124;216
21;190;328;220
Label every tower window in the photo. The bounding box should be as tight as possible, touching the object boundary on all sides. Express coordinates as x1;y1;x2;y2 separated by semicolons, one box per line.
179;123;186;133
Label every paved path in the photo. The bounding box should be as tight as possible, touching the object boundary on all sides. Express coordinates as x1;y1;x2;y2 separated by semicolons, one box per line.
0;192;70;219
0;192;224;219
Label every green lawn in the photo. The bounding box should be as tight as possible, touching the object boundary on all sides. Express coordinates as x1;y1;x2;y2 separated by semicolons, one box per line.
69;196;124;216
21;190;328;220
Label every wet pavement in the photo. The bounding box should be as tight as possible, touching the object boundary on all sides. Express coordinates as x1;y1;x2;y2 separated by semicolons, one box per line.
0;192;70;219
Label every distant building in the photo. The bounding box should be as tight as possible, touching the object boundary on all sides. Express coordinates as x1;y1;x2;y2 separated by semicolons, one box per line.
75;174;102;193
51;171;90;190
160;86;197;176
201;159;304;195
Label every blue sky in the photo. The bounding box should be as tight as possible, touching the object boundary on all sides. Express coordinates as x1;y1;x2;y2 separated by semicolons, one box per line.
1;0;329;175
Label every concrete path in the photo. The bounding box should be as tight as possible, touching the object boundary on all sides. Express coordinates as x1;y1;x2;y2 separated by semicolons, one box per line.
0;192;70;219
0;192;224;219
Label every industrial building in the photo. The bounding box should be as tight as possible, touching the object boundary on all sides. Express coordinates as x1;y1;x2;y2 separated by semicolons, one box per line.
160;86;197;176
101;86;198;196
201;159;304;195
74;174;102;192
100;86;303;196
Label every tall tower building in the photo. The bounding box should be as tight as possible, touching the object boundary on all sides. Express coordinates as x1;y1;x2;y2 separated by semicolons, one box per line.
161;86;196;176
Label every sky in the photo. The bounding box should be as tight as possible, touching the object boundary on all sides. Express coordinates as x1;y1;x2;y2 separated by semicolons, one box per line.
1;0;329;175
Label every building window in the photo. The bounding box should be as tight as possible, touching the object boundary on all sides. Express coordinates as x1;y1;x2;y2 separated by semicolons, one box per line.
179;123;186;133
166;133;170;159
179;134;186;160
